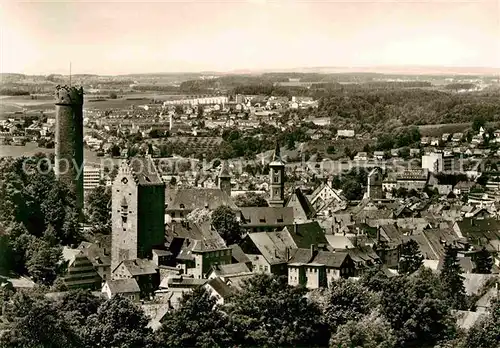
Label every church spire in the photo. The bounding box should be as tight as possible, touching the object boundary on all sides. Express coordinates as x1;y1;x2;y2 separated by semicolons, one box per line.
218;160;231;178
273;141;281;162
270;141;284;166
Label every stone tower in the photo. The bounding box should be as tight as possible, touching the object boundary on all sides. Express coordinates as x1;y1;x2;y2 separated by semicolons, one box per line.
217;160;231;196
367;167;383;199
268;142;285;207
111;157;166;272
54;85;84;211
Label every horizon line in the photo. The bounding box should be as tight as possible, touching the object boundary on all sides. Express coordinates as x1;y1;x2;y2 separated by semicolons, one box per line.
2;64;500;77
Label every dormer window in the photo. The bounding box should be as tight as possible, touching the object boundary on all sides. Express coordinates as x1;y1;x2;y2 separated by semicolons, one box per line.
180;204;185;209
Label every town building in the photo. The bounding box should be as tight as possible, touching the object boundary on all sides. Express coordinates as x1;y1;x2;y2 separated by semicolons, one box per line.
83;165;103;194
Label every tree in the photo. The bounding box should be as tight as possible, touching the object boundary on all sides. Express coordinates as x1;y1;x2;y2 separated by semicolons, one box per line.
82;295;154;348
462;296;500;348
380;269;456;347
109;92;118;99
344;147;354;160
440;245;467;310
234;192;269;207
324;278;373;329
326;145;336;154
329;312;397;348
0;291;82;348
85;186;111;235
25;238;62;286
110;144;121;157
211;205;242;245
398;239;424;274
55;289;103;327
156;287;231;347
226;274;328;347
472;116;486;133
474;247;493;274
342;179;363;201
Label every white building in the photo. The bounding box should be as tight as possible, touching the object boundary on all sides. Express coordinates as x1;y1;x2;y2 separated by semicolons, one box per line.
83;166;103;194
337;129;355;138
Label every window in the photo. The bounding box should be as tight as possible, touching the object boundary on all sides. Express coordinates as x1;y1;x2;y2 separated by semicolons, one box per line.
277;218;283;223
273;173;280;183
180;204;185;209
259;218;266;223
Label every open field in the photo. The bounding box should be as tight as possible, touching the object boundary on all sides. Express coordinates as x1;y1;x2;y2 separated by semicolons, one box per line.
0;92;189;117
0;142;121;167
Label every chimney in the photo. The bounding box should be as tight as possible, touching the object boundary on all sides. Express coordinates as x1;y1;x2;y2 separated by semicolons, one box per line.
286;247;290;261
310;244;317;259
376;225;381;243
294;222;298;235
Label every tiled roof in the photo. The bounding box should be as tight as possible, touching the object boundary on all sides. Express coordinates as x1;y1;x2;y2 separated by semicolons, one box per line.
166;188;238;211
463;274;497;296
128;157;164;186
167;221;225;248
106;278;140;294
346;246;380;265
288;248;313;263
325;235;355;249
456;218;500;240
210;262;251;276
312;251;350;268
206;277;234;298
240;207;294;227
282;221;327;249
286;187;316;219
121;259;158;276
248;231;297;264
229;244;251;264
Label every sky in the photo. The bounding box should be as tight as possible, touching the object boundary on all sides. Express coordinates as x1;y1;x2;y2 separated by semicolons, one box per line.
0;0;499;75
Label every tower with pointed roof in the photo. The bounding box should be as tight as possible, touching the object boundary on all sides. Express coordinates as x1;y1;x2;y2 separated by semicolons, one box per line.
217;160;231;196
268;142;285;207
111;157;166;272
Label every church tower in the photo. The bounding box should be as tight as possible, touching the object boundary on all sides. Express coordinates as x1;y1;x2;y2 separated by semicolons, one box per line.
268;142;285;207
111;157;165;272
217;160;231;196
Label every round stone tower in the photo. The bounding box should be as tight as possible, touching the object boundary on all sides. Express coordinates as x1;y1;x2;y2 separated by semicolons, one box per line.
54;85;84;212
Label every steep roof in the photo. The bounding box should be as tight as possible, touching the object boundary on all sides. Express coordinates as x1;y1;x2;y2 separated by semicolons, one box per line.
206;277;234;298
325;235;355;249
312;251;350;268
269;141;285;167
282;221;327;249
166;188;238;211
240;207;294;227
229;244;251;264
288;248;313;263
463;274;497;296
455;218;500;240
247;231;297;264
218;160;231;179
128;157;164;186
105;278;140;294
286;187;316;219
119;259;158;276
346;246;380;265
210;262;251;276
168;221;225;247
